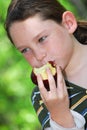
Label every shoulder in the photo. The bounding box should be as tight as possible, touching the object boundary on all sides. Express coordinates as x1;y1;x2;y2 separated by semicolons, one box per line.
31;86;41;106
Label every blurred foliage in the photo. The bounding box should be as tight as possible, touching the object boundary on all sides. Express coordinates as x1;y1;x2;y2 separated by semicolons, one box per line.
0;0;87;130
59;0;78;16
0;1;41;130
59;0;87;20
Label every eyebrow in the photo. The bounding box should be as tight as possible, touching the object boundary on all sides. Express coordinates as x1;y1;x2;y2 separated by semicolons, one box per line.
16;45;27;50
33;30;48;41
17;30;48;50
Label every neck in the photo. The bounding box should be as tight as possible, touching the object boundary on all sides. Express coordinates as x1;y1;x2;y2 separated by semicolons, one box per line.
64;39;87;79
64;39;87;89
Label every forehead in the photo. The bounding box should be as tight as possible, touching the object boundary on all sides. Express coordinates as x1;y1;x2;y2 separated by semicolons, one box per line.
9;15;61;47
10;15;59;35
10;14;59;32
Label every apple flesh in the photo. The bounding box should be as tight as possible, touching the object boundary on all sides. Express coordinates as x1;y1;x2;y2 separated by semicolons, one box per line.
31;61;57;91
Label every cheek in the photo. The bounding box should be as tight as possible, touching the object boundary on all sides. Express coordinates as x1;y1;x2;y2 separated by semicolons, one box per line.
23;53;40;67
47;39;62;56
23;53;35;66
50;31;73;57
48;36;73;62
47;33;64;55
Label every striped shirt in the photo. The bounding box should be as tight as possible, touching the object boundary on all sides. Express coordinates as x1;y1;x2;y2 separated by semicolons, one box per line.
31;80;87;130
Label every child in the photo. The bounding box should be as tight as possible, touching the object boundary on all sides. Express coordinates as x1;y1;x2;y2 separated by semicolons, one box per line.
5;0;87;129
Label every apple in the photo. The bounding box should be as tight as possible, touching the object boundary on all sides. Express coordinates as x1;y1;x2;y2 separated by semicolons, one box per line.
31;61;57;91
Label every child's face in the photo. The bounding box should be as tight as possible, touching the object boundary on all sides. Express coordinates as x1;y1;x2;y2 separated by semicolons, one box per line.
10;15;74;69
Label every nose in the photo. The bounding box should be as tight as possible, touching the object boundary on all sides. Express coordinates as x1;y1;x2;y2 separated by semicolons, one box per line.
34;49;46;61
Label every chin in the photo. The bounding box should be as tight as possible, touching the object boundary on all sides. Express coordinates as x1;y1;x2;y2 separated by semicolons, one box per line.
31;61;57;91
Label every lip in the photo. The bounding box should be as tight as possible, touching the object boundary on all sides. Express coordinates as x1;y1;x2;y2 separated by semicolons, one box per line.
33;60;55;69
48;60;56;67
42;60;56;68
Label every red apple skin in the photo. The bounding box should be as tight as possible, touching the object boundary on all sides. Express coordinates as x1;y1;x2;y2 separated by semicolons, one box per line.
31;71;57;91
31;62;57;91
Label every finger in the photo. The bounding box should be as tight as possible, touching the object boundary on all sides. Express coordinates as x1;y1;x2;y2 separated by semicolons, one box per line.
37;74;47;97
57;66;68;95
46;67;56;92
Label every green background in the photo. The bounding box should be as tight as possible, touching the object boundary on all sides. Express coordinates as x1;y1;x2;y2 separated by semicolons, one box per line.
0;0;87;130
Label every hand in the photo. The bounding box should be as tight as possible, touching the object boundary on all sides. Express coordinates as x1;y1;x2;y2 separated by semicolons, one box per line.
37;65;75;128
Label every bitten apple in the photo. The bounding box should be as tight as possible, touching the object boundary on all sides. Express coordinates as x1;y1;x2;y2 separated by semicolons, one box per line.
31;61;57;91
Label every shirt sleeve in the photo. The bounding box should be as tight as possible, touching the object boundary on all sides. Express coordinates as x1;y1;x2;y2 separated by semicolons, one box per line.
49;110;85;130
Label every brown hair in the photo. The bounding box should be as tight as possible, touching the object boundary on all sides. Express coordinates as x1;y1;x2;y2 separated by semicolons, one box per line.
74;21;87;44
5;0;87;44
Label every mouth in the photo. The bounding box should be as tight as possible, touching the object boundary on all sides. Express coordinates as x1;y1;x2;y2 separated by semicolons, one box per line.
31;61;57;91
48;61;56;67
34;60;56;69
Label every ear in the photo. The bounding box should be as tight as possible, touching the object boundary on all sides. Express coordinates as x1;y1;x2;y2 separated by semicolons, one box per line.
62;11;77;33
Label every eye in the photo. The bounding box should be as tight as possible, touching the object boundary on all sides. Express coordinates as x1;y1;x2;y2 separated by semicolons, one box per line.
21;48;30;53
39;36;47;43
